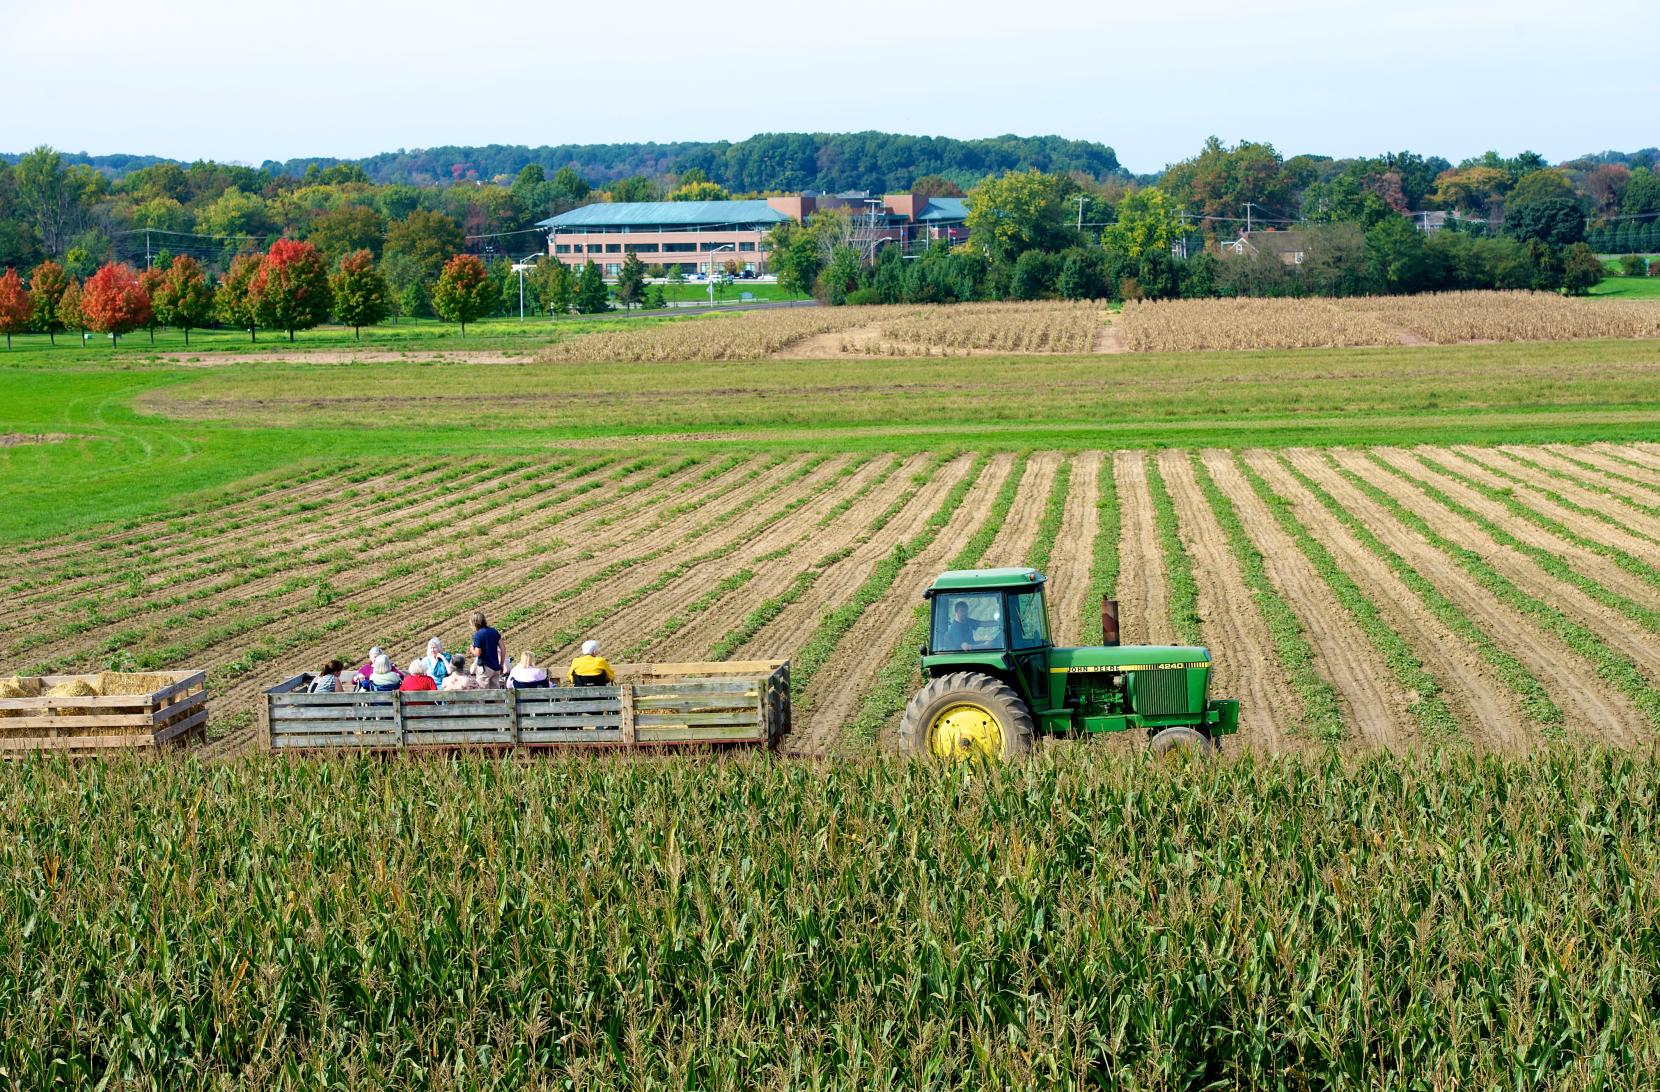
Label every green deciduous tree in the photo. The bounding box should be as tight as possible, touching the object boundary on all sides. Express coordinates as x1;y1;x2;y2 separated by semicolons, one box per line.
765;222;821;299
330;249;390;338
149;255;215;345
384;209;464;285
1503;199;1585;248
217;253;264;342
964;169;1074;265
1560;242;1605;295
431;253;494;335
1100;187;1184;259
27;260;71;345
308;204;387;262
532;260;577;316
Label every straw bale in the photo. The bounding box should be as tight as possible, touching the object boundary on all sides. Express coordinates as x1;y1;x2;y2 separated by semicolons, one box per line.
96;672;174;697
0;680;23;717
4;676;41;697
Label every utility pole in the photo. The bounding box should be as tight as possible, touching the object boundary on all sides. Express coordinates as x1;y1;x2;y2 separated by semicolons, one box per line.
145;229;151;270
1076;195;1086;232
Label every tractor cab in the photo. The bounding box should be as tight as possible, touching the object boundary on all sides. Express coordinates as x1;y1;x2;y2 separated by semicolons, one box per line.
904;567;1239;761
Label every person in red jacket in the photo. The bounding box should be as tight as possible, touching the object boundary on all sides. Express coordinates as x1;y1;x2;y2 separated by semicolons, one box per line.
399;657;437;692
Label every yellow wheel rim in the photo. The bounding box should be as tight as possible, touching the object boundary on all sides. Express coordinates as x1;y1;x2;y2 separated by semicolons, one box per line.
928;702;1005;760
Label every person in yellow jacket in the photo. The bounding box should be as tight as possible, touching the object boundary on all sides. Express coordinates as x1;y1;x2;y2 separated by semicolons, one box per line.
567;639;615;687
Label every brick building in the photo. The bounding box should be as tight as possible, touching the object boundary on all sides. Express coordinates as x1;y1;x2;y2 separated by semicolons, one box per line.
537;194;968;275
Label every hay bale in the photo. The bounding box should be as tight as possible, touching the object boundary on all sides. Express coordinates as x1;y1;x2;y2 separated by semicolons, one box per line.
96;672;174;697
0;680;24;718
43;679;97;717
4;676;40;697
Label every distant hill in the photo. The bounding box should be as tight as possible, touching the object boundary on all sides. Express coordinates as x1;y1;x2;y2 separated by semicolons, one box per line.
5;132;1128;193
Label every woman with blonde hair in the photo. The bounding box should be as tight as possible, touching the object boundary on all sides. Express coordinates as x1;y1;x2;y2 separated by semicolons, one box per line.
508;650;550;689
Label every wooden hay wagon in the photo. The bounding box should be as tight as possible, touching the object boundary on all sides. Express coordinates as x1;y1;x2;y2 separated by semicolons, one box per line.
0;670;208;758
262;660;790;754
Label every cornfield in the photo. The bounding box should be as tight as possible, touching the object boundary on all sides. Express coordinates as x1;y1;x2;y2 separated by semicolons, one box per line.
4;749;1658;1088
1119;291;1660;352
537;307;893;362
874;300;1105;355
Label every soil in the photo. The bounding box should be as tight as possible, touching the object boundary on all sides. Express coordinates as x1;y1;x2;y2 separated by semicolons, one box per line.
1045;452;1102;646
1445;447;1660;553
1243;451;1534;751
790;454;1017;756
1189;449;1414;749
1336;450;1660;684
1596;442;1660;472
1460;447;1660;540
0;432;77;446
1093;324;1126;354
1113;452;1173;646
1288;450;1644;745
979;454;1061;569
1526;444;1660;506
1160;453;1305;752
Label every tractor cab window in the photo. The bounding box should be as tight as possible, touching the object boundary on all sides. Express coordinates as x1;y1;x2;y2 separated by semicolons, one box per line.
1008;588;1050;651
931;591;1004;653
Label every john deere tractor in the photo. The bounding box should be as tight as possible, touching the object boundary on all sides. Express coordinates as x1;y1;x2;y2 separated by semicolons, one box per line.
899;568;1238;760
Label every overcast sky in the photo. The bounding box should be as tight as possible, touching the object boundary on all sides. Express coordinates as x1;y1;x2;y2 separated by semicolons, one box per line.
3;0;1653;173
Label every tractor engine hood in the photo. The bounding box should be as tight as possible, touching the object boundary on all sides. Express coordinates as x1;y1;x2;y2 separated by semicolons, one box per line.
1048;645;1212;674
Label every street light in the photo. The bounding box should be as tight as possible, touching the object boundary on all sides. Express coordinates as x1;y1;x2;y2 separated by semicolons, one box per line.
706;244;735;306
509;252;541;322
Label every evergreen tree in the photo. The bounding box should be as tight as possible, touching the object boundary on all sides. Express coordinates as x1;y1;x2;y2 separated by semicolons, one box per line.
575;261;610;313
615;252;648;309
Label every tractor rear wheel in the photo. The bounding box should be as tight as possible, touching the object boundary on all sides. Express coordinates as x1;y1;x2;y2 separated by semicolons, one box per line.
1148;726;1215;763
899;672;1035;761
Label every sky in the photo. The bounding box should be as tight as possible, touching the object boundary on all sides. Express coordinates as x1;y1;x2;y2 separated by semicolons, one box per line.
2;0;1654;173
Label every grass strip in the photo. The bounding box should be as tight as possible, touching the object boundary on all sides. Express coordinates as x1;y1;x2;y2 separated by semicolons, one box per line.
1081;455;1120;644
1227;455;1460;742
1191;457;1345;742
1025;457;1072;575
1143;454;1202;645
1486;448;1660;521
1332;454;1660;732
1274;455;1561;732
844;453;1029;748
1368;453;1660;634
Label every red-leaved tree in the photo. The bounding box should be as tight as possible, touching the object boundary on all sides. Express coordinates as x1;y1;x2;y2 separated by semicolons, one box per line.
0;268;30;350
81;262;153;348
251;239;332;341
431;253;494;337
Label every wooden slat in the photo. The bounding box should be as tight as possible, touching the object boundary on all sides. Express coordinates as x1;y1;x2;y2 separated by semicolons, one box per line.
635;711;758;727
522;729;628;744
637;724;766;743
516;698;624;715
612;660;782;677
518;715;625;730
272;706;398;721
0;708;206;753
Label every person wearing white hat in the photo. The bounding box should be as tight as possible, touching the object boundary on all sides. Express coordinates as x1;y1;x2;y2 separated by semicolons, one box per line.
567;639;615;687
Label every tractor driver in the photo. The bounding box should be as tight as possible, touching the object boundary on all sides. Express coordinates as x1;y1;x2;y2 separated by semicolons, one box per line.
942;600;979;651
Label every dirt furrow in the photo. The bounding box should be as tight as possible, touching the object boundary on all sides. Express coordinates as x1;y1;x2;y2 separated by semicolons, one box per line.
1461;447;1660;546
534;457;888;665
1463;447;1660;540
1158;453;1303;752
730;455;973;659
979;453;1060;569
1114;451;1172;646
790;454;1016;756
1047;452;1102;646
1288;450;1643;745
1336;450;1660;682
1594;442;1660;473
1377;449;1660;613
1542;445;1660;500
1194;450;1412;748
1245;452;1534;751
643;455;920;663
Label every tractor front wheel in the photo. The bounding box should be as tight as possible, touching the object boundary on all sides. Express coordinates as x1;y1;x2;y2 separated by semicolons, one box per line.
1148;725;1216;763
900;672;1035;761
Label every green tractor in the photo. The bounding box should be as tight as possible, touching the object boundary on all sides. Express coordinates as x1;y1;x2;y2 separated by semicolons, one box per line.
899;567;1239;760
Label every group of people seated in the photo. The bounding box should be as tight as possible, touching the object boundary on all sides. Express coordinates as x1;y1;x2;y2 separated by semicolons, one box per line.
305;612;616;694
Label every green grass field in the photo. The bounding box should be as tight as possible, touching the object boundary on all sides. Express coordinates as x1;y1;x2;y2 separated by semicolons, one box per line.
658;280;799;304
1590;275;1660;299
2;328;1658;544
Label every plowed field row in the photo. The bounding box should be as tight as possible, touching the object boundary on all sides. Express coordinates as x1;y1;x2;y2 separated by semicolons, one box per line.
15;445;1653;756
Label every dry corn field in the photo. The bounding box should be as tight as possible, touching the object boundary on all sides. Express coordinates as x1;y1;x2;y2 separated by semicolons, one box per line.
1119;290;1660;352
7;441;1657;758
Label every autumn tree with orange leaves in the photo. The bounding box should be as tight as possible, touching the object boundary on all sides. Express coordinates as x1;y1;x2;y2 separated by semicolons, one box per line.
0;269;30;350
251;239;332;341
81;262;153;348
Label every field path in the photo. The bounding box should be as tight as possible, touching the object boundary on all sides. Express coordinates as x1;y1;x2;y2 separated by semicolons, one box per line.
1047;452;1102;646
1198;451;1413;748
1289;450;1643;745
1245;452;1534;751
1344;451;1660;680
1162;453;1301;751
1114;452;1173;646
789;454;1016;755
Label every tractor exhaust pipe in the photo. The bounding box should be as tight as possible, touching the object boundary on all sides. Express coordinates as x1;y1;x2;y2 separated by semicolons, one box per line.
1101;597;1120;646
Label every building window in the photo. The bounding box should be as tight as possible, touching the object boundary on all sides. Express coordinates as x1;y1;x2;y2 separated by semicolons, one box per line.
554;244;571;254
605;263;620;275
605;244;621;254
625;243;660;253
738;242;756;252
663;242;696;253
587;244;604;253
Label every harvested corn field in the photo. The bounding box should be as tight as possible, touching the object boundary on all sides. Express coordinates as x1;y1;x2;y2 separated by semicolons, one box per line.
1120;290;1660;352
4;442;1655;758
